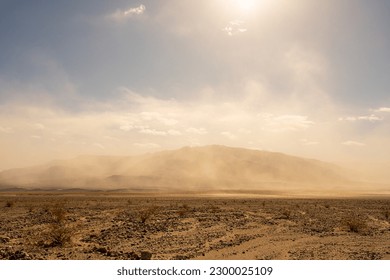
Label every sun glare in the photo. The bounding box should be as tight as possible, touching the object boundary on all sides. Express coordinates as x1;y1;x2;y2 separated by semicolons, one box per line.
233;0;257;14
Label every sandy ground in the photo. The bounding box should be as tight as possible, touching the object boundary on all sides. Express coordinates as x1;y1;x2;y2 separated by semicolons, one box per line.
0;193;389;260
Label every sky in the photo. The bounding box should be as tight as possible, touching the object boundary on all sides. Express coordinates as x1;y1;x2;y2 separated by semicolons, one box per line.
0;0;390;179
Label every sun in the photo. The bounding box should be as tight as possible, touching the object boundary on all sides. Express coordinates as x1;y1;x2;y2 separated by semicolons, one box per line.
232;0;257;14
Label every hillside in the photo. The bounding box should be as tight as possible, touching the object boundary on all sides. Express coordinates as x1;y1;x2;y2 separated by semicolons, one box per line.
0;145;352;193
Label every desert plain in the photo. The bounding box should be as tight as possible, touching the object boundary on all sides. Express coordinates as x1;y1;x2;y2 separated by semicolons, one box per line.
1;192;389;260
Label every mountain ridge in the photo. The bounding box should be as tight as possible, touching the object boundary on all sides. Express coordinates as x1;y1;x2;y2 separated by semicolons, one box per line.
0;145;355;192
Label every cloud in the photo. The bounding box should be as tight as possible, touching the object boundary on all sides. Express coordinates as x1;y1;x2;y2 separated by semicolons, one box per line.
32;123;45;130
0;83;324;169
358;115;383;121
93;143;105;150
167;129;182;136
133;142;160;149
342;140;366;146
339;114;383;122
1;83;389;171
375;107;390;113
186;127;208;135
107;4;146;22
138;127;167;136
223;20;247;36
238;128;252;134
0;126;13;133
119;124;134;132
221;131;237;140
119;88;178;110
300;139;319;146
261;114;314;132
118;122;181;136
140;112;178;126
124;5;146;16
136;127;181;136
338;116;357;121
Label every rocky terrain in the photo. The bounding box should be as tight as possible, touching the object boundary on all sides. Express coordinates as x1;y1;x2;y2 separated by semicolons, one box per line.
1;193;389;260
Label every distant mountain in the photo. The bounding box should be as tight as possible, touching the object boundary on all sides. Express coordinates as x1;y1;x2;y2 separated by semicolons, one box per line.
0;145;352;193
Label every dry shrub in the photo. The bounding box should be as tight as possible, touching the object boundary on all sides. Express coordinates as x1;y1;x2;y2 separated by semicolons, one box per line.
178;204;190;217
278;208;292;219
50;205;67;224
177;209;186;218
209;205;220;213
27;205;34;213
384;210;390;221
5;201;14;208
344;215;368;234
46;223;74;247
138;206;158;224
39;204;75;247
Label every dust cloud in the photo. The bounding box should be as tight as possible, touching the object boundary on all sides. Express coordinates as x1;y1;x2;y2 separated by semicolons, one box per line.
0;145;388;195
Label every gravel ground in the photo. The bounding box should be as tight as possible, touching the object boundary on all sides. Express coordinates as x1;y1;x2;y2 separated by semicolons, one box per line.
0;193;389;260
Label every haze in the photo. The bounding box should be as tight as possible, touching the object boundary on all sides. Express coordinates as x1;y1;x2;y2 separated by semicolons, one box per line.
1;0;390;183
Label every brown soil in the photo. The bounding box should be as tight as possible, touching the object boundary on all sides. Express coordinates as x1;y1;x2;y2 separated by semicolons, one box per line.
0;193;389;260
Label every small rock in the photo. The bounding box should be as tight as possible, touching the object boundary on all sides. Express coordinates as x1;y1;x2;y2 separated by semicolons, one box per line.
96;247;108;254
9;250;31;260
140;251;152;260
0;236;10;243
123;251;140;260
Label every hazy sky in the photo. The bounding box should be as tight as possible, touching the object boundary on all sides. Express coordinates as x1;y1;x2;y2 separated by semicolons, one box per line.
1;0;390;172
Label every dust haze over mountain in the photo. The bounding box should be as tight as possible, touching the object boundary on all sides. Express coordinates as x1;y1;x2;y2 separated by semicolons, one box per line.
0;145;385;195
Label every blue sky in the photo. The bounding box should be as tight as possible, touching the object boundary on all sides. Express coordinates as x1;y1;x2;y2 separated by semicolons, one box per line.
1;0;390;179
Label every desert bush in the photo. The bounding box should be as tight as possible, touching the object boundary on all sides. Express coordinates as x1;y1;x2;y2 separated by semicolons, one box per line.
209;205;220;212
177;209;186;217
384;210;390;221
344;215;368;234
279;208;292;219
178;204;190;217
138;206;158;224
50;205;67;224
46;223;74;247
39;204;75;247
5;201;14;208
26;205;34;213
